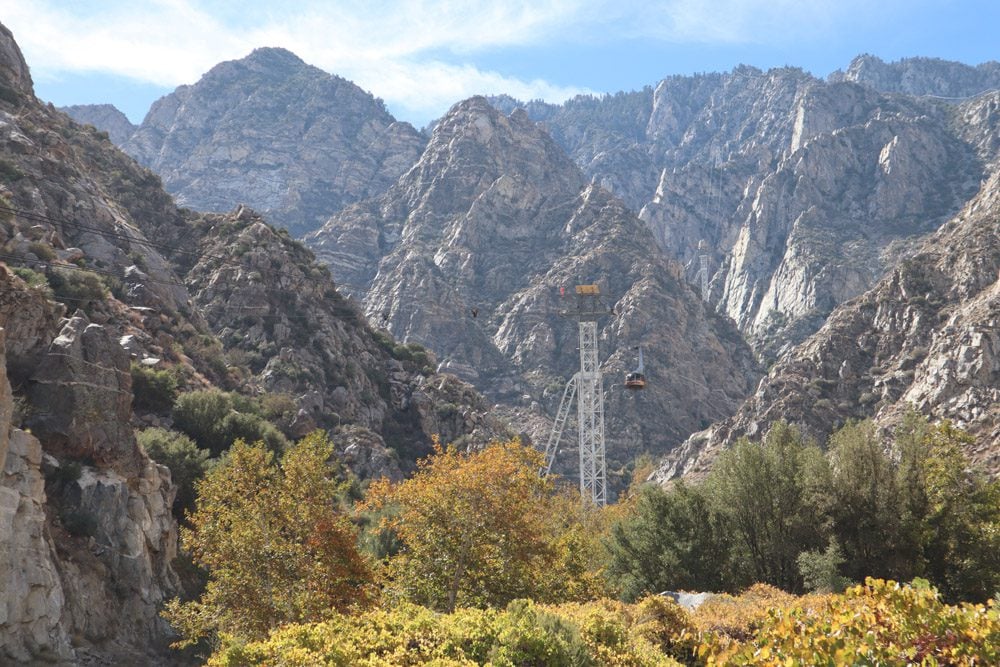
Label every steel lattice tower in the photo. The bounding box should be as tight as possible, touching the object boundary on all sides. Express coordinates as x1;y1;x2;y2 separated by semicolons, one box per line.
576;319;606;505
542;285;609;506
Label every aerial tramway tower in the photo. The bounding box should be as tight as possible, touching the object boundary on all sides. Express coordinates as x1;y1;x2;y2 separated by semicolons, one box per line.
541;284;611;506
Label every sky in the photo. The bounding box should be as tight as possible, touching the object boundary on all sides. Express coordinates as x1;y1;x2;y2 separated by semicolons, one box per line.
2;1;999;128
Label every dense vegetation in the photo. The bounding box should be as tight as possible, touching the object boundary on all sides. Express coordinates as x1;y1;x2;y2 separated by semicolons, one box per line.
159;413;1000;664
609;415;1000;603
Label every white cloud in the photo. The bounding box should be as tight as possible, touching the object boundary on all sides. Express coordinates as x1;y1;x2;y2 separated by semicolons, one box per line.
0;0;897;121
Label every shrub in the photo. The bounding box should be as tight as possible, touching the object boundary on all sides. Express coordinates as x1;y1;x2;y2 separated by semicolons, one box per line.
27;241;56;261
206;598;689;667
172;389;288;455
218;411;288;454
702;579;1000;665
172;390;234;454
11;266;52;295
137;427;213;520
46;267;107;305
131;363;179;414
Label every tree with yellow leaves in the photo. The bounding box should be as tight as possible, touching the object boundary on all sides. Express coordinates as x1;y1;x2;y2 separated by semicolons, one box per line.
365;438;608;612
163;431;372;646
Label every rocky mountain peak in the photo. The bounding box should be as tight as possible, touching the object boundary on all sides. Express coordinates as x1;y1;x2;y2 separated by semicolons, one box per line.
59;103;136;145
307;98;760;489
831;53;1000;98
242;45;308;71
0;22;32;97
121;47;425;236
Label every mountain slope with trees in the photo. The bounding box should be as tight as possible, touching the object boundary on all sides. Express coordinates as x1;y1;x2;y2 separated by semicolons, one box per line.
0;22;507;664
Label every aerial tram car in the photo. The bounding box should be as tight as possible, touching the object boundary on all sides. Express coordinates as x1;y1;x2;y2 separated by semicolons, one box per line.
624;346;646;390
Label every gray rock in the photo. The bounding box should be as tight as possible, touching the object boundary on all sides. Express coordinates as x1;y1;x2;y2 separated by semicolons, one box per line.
28;314;144;476
655;165;1000;481
830;54;1000;99
59;103;136;145
123;48;426;236
308;97;760;489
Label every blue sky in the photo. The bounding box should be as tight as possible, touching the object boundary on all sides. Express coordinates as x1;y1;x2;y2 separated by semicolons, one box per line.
2;1;998;128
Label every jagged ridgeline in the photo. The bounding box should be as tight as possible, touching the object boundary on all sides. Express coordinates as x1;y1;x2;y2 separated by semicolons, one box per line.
491;58;999;361
306;97;760;487
65;47;998;367
0;21;508;664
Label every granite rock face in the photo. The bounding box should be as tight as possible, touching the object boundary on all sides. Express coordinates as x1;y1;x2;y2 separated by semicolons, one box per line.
123;48;426;236
60;104;136;145
0;425;73;663
830;54;1000;98
494;64;985;360
28;313;144;476
308;98;760;488
0;22;31;97
654;159;1000;482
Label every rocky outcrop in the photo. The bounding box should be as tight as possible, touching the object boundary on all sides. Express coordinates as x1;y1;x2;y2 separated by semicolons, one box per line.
497;66;984;359
184;206;514;468
0;22;31;98
308;98;760;488
60;104;136;145
0;311;180;664
830;54;1000;99
654;165;1000;482
28;313;143;476
1;426;73;663
123;48;426;236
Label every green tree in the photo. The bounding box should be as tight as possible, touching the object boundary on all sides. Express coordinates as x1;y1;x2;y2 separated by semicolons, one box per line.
707;422;829;591
607;481;733;600
919;421;1000;602
826;420;906;581
163;432;372;645
137;427;213;520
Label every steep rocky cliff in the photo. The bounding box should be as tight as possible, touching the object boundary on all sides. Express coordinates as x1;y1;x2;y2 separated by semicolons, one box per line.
654;142;1000;482
180;205;513;471
495;65;985;360
307;98;760;488
60;104;136;145
0;23;508;662
123;48;426;236
830;54;1000;99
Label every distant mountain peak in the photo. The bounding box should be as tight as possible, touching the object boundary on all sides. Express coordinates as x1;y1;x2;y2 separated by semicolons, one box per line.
120;48;425;236
241;46;309;71
831;53;1000;98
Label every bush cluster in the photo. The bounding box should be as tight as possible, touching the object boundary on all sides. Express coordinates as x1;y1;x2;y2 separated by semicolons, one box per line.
608;414;1000;603
207;580;1000;666
172;389;288;456
131;363;179;414
209;596;693;667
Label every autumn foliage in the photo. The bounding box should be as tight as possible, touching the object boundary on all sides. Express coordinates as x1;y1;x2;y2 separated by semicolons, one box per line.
364;438;609;612
162;432;372;646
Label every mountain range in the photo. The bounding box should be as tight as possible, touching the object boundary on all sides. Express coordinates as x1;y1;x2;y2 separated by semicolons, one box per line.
2;18;997;663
